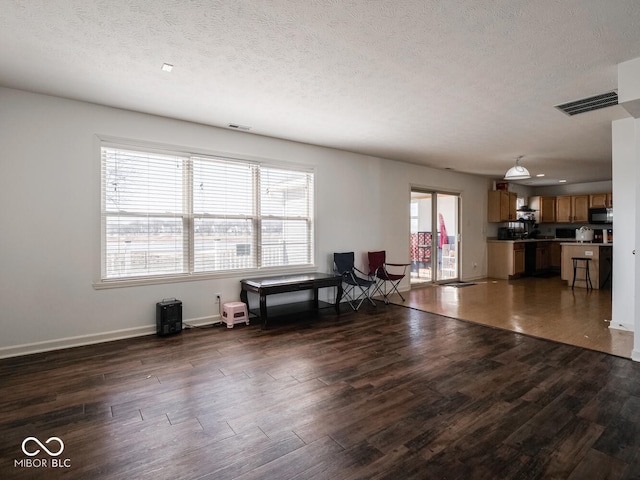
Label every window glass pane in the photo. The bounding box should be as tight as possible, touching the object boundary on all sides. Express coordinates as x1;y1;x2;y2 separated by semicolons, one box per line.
261;219;310;266
194;218;255;271
261;168;311;217
103;148;184;214
101;145;314;281
193;158;253;215
104;216;185;278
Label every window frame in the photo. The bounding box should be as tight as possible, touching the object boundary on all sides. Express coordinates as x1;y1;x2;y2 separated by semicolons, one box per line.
95;139;316;289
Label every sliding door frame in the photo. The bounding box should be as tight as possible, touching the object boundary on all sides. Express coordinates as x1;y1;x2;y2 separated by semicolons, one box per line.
410;186;461;286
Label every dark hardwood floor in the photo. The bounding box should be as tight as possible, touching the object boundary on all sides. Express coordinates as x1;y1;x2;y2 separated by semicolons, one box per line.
2;304;640;479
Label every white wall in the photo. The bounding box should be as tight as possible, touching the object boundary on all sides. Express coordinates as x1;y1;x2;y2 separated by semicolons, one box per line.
531;180;613;197
618;57;640;118
613;57;640;353
0;88;491;357
611;118;636;334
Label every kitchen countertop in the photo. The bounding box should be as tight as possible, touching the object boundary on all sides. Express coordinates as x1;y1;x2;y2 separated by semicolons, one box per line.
487;237;570;243
559;242;612;247
487;238;613;247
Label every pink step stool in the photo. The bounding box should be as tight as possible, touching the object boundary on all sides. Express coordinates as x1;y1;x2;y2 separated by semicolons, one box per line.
222;302;249;328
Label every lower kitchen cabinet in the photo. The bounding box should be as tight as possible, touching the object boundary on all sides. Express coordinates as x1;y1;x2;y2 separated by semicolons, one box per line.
549;242;561;270
513;243;525;276
487;240;525;278
488;240;561;279
536;242;550;271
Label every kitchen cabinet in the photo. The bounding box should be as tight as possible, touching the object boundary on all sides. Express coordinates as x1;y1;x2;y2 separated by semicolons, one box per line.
590;192;613;208
513;243;525;275
523;191;611;226
529;196;556;223
556;195;589;223
536;242;550;271
556;196;571;222
488;190;517;222
572;195;590;222
549;242;561;270
488;240;561;279
487;240;525;278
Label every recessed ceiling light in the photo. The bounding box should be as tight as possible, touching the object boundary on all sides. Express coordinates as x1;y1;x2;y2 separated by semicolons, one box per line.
161;63;174;72
536;173;545;177
559;179;567;183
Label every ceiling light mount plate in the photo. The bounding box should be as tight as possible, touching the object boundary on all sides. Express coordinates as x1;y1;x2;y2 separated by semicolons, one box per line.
504;155;531;180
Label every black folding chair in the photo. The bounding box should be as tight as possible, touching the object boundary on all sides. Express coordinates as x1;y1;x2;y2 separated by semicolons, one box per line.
333;252;376;310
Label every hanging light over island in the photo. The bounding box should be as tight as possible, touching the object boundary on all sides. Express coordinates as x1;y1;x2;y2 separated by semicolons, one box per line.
504;155;531;180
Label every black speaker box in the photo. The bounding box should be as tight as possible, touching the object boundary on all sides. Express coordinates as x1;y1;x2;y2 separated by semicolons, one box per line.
156;298;182;336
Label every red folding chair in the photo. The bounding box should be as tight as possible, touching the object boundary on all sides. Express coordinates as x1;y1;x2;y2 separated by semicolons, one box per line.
368;251;410;304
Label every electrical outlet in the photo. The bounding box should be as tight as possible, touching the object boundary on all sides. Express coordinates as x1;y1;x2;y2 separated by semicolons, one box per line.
214;293;221;303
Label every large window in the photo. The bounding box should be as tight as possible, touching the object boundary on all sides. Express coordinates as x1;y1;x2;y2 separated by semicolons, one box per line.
101;145;314;282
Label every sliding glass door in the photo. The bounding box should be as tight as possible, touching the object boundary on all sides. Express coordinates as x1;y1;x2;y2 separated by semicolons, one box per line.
410;190;460;285
435;193;459;282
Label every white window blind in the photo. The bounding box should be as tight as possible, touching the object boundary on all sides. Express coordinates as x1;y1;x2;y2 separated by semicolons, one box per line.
260;167;314;267
102;147;187;279
100;145;314;282
192;156;256;272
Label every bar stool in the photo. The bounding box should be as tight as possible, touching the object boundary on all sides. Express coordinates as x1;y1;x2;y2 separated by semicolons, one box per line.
571;257;593;291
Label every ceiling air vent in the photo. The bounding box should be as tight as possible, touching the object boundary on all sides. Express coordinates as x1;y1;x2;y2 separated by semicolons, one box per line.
555;91;618;116
227;123;251;131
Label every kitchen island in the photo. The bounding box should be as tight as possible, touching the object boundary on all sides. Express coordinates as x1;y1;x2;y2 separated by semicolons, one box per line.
560;242;612;289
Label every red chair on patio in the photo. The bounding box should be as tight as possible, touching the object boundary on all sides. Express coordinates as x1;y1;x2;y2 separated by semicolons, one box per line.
368;251;410;304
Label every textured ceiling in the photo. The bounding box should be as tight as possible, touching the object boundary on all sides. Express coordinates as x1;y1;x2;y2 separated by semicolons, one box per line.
2;0;640;185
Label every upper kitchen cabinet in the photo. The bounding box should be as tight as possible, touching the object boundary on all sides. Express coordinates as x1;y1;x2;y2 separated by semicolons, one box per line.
556;196;571;222
572;195;590;222
556;195;589;223
488;190;517;222
589;193;613;208
529;196;556;223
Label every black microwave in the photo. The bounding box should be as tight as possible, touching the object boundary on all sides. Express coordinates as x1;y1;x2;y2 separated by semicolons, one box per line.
588;207;613;224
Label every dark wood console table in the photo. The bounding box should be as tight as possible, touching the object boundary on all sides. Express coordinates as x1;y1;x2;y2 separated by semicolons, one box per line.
240;273;343;328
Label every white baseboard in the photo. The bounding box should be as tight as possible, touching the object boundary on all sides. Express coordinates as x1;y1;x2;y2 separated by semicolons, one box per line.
461;274;486;282
0;314;220;359
608;321;634;332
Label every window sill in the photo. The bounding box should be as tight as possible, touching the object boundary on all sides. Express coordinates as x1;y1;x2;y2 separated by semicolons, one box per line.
93;265;318;290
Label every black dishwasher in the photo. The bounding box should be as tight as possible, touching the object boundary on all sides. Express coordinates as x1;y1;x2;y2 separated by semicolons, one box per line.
525;242;537;276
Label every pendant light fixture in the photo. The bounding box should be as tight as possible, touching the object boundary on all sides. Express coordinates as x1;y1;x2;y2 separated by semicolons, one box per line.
504;155;531;180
